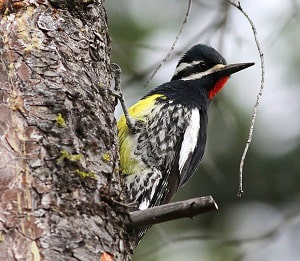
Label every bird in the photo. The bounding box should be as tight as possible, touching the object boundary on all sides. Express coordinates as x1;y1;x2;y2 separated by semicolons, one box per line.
115;44;254;240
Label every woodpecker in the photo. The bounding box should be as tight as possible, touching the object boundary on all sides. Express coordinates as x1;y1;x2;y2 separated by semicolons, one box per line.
115;44;253;239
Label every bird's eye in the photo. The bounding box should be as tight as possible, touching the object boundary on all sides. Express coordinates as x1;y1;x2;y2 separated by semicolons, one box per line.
197;62;207;70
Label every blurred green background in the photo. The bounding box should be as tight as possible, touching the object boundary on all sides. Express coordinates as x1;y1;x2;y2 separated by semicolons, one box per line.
106;0;300;260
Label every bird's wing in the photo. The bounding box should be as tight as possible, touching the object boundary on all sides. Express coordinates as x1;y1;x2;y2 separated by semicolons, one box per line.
152;107;207;209
146;105;206;208
136;100;190;209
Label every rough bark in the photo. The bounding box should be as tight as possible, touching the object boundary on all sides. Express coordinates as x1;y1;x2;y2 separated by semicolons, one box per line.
0;0;131;260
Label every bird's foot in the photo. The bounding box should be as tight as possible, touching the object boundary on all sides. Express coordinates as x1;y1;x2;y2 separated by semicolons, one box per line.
111;63;140;133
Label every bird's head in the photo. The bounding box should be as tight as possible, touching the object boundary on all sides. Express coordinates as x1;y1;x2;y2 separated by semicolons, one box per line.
171;44;254;99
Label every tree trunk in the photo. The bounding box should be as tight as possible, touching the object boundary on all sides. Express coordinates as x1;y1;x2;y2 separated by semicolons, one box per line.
0;0;131;260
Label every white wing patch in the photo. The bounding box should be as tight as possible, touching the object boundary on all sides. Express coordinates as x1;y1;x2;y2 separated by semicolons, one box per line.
179;108;200;174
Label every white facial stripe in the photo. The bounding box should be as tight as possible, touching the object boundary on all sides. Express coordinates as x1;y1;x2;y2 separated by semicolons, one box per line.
181;64;225;81
173;60;204;76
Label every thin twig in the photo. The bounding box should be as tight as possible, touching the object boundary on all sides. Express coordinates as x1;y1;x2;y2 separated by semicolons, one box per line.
126;196;218;228
145;0;192;87
227;0;265;197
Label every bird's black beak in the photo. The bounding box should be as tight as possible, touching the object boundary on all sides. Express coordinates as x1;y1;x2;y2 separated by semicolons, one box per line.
216;62;255;77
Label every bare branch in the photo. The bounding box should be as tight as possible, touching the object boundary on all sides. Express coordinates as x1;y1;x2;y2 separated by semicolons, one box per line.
145;0;192;87
227;0;266;197
127;196;218;228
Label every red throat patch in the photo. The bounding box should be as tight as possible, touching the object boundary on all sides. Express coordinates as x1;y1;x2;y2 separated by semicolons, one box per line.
208;76;229;100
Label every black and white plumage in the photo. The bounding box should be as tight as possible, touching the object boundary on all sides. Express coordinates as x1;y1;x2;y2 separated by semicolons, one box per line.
117;44;254;241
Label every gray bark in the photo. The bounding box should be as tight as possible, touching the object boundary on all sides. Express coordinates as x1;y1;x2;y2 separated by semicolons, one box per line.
0;0;131;260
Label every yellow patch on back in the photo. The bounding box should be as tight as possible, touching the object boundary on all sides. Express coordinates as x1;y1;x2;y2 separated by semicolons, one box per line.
117;94;166;175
